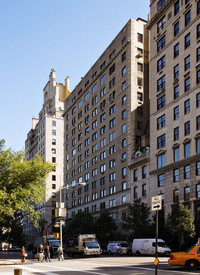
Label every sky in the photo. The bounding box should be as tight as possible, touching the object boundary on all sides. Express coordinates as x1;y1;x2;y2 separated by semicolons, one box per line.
0;0;149;151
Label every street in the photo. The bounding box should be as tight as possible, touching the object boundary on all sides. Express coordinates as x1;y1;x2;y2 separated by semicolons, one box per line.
1;256;200;275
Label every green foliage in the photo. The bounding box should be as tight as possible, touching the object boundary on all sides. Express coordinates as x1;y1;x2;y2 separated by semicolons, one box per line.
63;211;117;247
94;211;117;247
63;212;95;235
122;199;153;240
0;140;53;227
166;204;196;251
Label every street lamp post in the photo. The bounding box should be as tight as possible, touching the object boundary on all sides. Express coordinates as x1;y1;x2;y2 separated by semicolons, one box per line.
56;182;86;248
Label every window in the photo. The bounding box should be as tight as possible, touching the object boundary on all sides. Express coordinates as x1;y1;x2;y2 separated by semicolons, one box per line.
134;187;138;198
137;33;143;42
174;65;179;79
174;106;179;120
157;153;166;168
122;181;127;190
109;131;116;142
174;127;179;141
174;147;179;162
174;43;179;58
197;24;200;39
197;116;200;130
137;63;143;72
109;118;115;129
134;169;138;181
157;75;165;91
157;36;165;52
157;0;165;11
122;66;126;76
197;184;200;199
142;165;147;178
100;164;106;174
197;93;200;107
174;168;179;182
197;69;200;84
92;132;97;141
184;99;190;114
185;10;190;26
92;96;97;105
109;172;116;182
92;120;97;129
122;167;127;177
157;16;166;33
174;85;179;99
184;165;190;179
142;184;147;196
122;138;127;148
122;109;126;120
157;114;165;130
184;55;190;71
174;21;179;36
184;121;190;135
157;134;165;149
122;95;126;105
158;174;164;187
185;77;190;92
157;95;165;110
197;48;200;62
174;1;179;15
85;92;89;102
173;189;179;203
100;138;106;148
197;138;200;153
109;104;115;115
122;124;127;134
184;186;190;201
109;77;115;89
109;159;116;168
109;144;116;155
185;33;190;48
100;74;106;85
100;87;106;98
122;52;126;62
100;125;106;135
52;139;56;145
52;120;56;126
198;0;200;15
109;64;115;75
52;130;56;136
109;90;115;102
184;142;190;158
197;161;200;175
122;81;126;91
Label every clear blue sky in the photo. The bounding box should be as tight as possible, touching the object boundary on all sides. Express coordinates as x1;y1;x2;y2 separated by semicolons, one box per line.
0;0;149;151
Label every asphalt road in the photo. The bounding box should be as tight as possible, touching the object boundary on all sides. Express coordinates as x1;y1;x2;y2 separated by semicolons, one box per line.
1;255;200;275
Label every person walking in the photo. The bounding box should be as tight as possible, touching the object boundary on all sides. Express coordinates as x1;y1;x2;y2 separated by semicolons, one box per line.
45;244;51;262
20;246;27;264
38;244;44;263
57;245;64;261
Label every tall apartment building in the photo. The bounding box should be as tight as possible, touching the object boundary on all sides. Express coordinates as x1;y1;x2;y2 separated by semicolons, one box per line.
147;0;200;219
63;19;150;226
24;70;70;243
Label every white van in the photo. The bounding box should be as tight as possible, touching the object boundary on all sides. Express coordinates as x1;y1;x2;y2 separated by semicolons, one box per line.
107;241;128;255
132;238;171;256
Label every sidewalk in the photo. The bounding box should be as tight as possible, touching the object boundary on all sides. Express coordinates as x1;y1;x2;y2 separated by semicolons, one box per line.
0;259;35;265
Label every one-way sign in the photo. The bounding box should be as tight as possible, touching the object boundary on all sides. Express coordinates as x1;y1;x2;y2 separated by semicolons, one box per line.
152;195;162;211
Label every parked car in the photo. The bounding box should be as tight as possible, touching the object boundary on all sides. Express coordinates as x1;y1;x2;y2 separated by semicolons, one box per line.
168;243;200;270
107;241;129;255
132;238;171;256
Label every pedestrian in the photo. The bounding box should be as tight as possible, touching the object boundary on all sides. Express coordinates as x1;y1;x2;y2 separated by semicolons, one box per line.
20;246;27;264
57;245;64;261
38;244;44;263
32;245;37;259
45;244;51;262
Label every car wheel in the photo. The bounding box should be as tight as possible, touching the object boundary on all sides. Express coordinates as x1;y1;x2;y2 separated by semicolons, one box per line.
135;251;141;256
186;260;199;270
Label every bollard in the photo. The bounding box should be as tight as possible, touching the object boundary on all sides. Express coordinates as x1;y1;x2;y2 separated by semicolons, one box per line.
14;269;22;275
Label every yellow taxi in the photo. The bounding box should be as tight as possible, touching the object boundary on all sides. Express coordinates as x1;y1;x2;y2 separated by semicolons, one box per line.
168;243;200;270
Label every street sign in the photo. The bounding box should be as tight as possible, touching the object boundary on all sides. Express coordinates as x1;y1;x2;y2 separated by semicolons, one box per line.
154;258;159;266
152;195;162;211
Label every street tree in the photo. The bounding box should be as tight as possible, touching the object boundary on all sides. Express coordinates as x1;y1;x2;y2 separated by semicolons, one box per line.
0;139;53;227
123;199;153;240
166;204;196;251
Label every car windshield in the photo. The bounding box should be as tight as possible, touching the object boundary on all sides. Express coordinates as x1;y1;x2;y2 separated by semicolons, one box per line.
86;241;99;248
158;242;168;248
185;246;195;253
49;240;60;247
